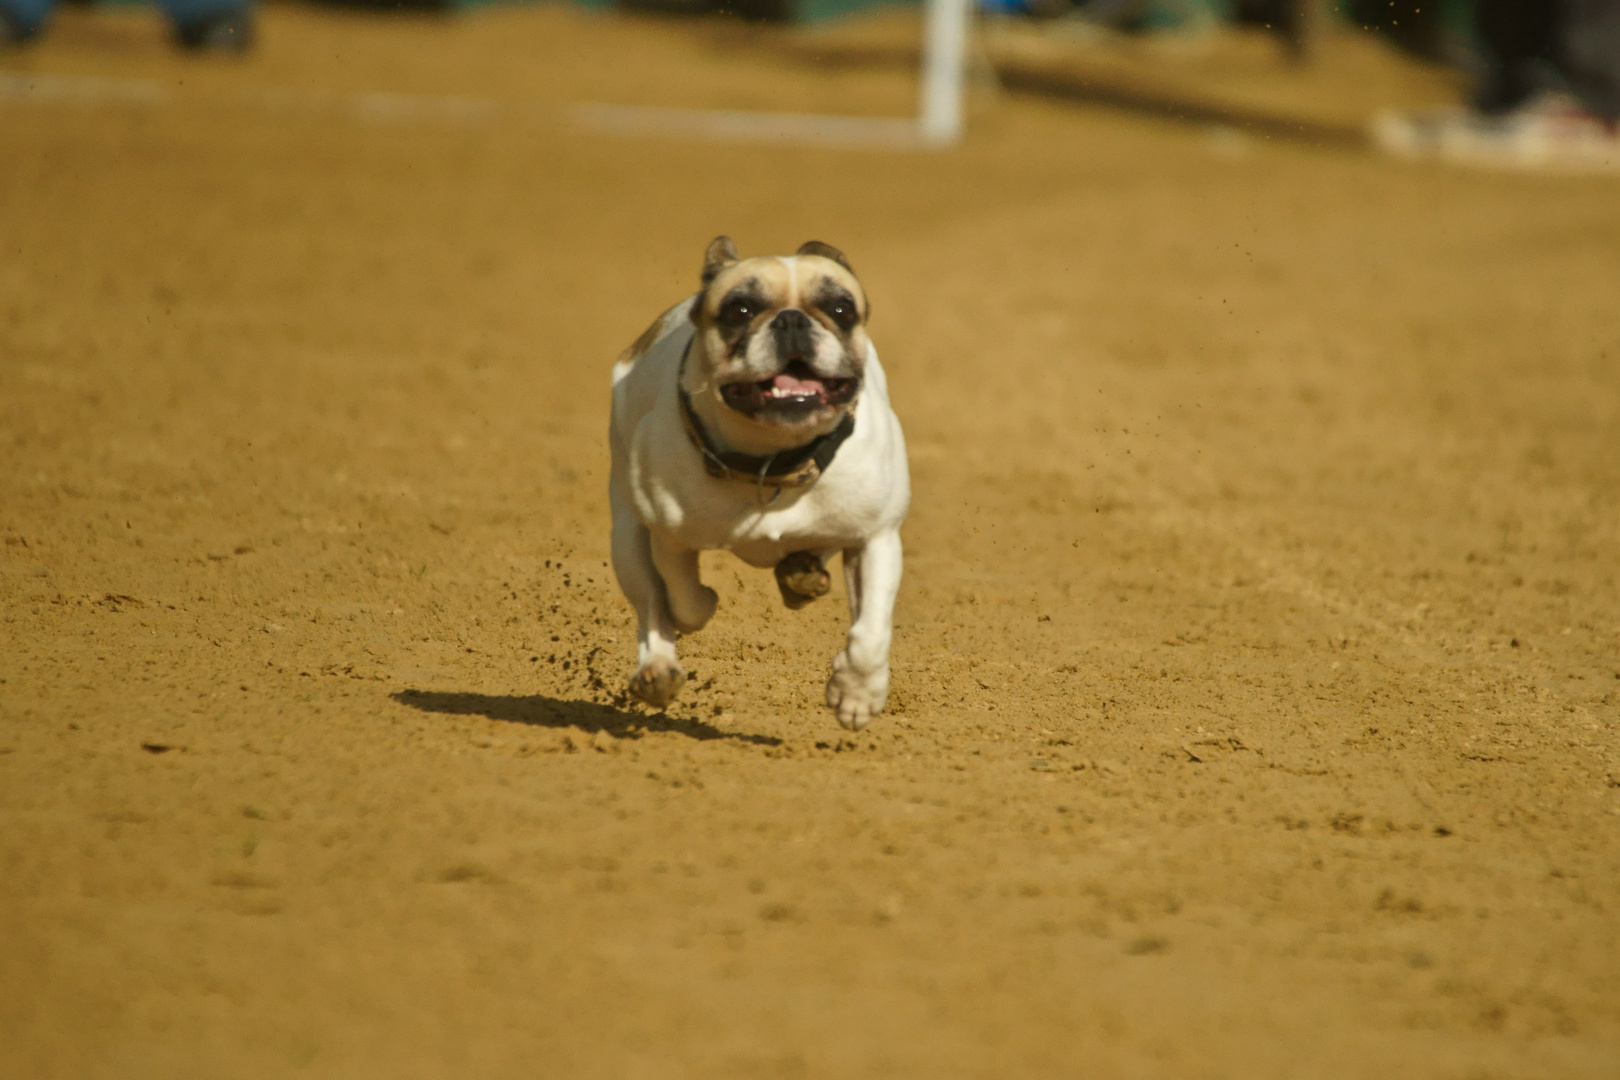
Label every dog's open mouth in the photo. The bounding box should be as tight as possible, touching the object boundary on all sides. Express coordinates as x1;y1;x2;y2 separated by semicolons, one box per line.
719;362;858;422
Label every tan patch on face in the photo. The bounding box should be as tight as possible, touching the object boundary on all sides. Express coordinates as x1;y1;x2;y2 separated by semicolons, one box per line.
690;259;795;361
697;258;794;323
792;256;867;342
694;256;865;328
791;255;866;318
692;254;870;382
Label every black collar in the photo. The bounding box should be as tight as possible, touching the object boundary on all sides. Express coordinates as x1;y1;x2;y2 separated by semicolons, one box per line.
677;340;856;491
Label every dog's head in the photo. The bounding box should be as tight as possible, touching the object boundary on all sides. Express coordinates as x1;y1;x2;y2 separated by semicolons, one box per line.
689;236;870;432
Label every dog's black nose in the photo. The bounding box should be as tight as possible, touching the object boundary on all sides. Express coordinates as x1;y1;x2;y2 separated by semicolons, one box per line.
771;308;815;361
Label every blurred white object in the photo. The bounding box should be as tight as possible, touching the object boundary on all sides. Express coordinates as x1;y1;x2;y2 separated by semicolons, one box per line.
919;0;969;144
572;0;971;150
1373;93;1620;173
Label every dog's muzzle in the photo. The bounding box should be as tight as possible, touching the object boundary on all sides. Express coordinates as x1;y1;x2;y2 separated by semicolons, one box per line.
719;312;859;422
719;364;858;421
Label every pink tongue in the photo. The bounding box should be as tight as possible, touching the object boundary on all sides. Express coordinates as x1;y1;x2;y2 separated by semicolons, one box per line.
772;373;824;394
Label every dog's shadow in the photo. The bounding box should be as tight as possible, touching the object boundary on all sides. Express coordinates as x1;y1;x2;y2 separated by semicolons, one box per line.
392;688;782;747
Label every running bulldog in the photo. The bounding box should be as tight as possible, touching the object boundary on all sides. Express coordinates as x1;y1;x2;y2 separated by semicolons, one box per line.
608;237;910;730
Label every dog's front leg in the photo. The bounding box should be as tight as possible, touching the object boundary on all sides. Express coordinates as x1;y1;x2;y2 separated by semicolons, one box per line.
648;532;718;634
826;528;902;730
611;489;685;708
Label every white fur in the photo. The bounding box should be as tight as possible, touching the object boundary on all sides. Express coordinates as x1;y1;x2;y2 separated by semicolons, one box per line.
609;296;910;730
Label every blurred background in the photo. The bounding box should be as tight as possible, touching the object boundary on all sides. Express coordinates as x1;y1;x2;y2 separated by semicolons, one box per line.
4;0;1616;161
3;0;1618;1078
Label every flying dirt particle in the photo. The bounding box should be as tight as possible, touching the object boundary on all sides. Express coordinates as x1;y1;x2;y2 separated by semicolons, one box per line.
140;743;173;754
1375;888;1424;914
1124;937;1168;955
1330;812;1364;834
759;902;802;923
211;871;276;889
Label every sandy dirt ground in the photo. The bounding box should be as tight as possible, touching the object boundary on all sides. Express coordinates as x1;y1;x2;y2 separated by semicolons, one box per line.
3;5;1619;1077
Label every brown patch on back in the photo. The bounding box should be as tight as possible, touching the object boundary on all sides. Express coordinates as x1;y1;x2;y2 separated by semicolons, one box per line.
615;303;679;367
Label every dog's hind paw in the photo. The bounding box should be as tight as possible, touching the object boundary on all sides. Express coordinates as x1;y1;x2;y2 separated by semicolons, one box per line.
825;650;888;731
628;658;686;709
775;551;831;610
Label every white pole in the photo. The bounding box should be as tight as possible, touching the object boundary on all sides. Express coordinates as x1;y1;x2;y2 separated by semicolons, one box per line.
919;0;969;146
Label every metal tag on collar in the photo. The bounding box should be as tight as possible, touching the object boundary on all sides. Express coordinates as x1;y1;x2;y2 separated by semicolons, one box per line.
757;453;783;506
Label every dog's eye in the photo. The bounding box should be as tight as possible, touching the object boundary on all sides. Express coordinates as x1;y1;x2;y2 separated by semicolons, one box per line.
718;298;756;327
822;296;858;331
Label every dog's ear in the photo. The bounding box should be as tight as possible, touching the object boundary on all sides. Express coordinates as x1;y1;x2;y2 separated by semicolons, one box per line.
796;240;852;273
701;236;740;286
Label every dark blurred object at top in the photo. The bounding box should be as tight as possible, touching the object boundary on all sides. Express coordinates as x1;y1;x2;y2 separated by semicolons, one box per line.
619;0;884;21
1372;0;1619;167
1042;1;1324;60
1;0;253;47
1474;0;1620;119
615;0;1460;70
1339;0;1470;62
312;0;459;8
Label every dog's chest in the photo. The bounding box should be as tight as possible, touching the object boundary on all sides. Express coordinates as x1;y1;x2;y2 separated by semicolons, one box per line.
630;407;882;552
666;484;864;567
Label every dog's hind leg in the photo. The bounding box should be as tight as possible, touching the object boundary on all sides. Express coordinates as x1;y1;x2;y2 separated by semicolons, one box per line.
611;487;685;709
774;550;833;610
825;529;902;731
649;532;718;634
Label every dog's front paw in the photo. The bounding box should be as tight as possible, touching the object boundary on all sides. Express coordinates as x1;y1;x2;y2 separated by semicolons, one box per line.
628;658;686;709
671;585;719;635
825;650;888;731
775;552;831;610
